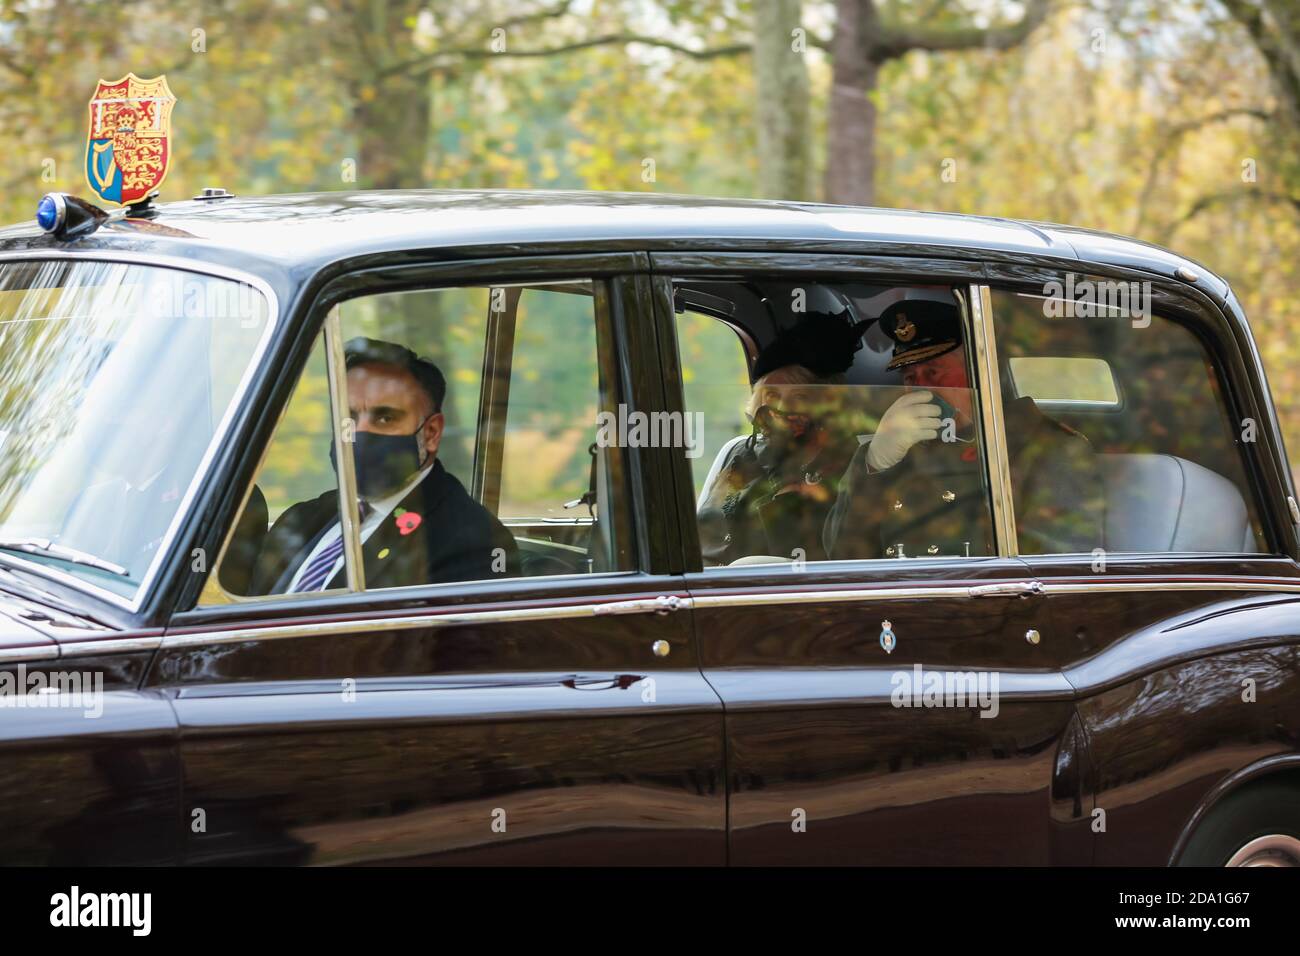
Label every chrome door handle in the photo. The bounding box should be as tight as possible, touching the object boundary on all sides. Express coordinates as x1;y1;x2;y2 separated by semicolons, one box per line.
592;595;689;616
967;580;1043;598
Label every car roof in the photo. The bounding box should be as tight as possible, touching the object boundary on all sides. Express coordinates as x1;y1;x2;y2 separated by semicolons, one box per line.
0;189;1228;297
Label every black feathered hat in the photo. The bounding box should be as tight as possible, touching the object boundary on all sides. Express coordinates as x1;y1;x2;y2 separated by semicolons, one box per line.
752;308;871;381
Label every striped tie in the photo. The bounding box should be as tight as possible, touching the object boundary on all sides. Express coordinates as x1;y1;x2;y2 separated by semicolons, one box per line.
292;503;369;593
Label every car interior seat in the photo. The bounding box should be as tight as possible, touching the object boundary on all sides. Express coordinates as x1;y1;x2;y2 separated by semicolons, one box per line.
1097;453;1259;553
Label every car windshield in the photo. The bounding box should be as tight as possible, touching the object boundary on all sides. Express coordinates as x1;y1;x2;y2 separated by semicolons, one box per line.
0;258;270;601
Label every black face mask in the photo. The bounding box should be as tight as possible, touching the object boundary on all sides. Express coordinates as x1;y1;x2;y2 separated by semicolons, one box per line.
330;416;432;500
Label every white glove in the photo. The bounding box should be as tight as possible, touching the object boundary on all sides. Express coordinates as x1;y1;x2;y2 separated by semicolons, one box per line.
865;390;942;472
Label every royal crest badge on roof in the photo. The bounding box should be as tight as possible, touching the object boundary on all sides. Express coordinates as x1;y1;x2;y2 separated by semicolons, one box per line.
84;73;176;207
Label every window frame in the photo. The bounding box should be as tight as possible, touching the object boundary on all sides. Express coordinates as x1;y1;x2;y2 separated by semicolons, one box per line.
478;279;611;530
672;305;755;507
649;252;1013;577
652;249;1299;580
192;254;653;613
982;264;1293;564
471;285;520;513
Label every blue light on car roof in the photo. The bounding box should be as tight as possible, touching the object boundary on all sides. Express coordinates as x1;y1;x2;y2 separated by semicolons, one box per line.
36;194;61;233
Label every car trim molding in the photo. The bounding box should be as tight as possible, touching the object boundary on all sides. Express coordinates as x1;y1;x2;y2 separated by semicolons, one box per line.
688;576;1300;609
969;282;1019;556
702;666;1075;708
160;595;697;650
0;643;59;663
12;577;1300;663
1;632;163;662
1040;579;1300;595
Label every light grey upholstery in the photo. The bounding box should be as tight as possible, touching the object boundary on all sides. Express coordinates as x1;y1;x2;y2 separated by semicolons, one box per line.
1099;453;1259;553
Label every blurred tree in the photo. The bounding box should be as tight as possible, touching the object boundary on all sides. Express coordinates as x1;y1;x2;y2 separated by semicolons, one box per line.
755;0;812;199
826;0;1053;205
1221;0;1300;123
355;0;747;189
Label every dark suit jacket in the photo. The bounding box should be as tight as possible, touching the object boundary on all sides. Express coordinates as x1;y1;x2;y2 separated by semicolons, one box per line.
249;460;518;595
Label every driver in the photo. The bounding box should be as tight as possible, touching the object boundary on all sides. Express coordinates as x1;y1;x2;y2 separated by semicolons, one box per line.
249;337;517;593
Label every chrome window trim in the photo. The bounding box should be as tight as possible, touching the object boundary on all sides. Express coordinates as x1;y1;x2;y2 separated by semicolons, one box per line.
1039;579;1300;595
9;575;1300;662
163;595;695;650
969;283;1018;557
0;633;162;662
0;644;59;663
57;634;164;657
0;249;280;614
161;577;1300;651
689;577;1300;610
692;586;999;608
202;567;642;608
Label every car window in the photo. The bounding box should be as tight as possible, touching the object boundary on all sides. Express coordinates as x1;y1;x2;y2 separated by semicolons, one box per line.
989;284;1268;555
674;279;999;567
202;280;632;604
677;310;752;503
498;286;600;520
0;259;269;600
209;333;341;598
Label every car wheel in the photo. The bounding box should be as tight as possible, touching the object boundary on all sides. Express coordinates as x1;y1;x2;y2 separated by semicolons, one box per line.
1178;778;1300;866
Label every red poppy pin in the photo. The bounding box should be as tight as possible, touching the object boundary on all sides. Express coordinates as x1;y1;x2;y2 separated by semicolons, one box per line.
396;511;422;536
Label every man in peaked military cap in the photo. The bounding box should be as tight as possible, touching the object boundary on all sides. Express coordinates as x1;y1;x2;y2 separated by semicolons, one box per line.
823;298;1104;560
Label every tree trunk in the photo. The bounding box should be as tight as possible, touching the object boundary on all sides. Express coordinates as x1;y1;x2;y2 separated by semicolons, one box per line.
754;0;813;200
825;0;879;206
1230;0;1300;122
354;71;432;190
350;57;436;356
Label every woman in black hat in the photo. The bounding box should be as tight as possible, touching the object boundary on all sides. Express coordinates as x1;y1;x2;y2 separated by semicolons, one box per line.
697;308;869;566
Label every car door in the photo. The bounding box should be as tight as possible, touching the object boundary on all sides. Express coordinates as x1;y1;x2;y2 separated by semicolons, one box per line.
653;253;1094;865
149;255;725;865
981;271;1300;864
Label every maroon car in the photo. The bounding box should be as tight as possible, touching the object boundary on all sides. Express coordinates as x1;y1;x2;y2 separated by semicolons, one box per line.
1;188;1298;866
